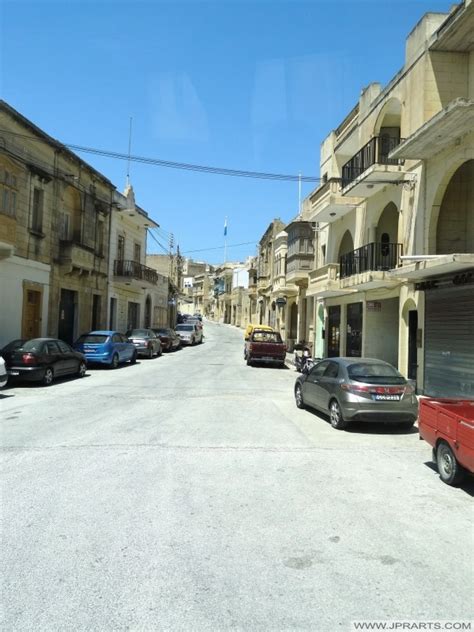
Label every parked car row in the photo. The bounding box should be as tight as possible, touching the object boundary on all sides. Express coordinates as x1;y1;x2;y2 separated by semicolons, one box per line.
0;322;204;388
242;323;473;487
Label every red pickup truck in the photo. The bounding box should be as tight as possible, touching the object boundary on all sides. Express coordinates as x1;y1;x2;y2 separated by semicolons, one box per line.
419;398;474;486
246;329;286;368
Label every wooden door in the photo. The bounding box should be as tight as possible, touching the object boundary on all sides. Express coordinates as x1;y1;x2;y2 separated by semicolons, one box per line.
22;289;42;339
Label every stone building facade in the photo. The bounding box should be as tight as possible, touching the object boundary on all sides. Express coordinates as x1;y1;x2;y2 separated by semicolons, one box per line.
303;1;474;396
0;100;114;345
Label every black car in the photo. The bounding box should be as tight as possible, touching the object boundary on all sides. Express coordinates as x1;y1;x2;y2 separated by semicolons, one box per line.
152;328;181;352
2;338;87;386
125;328;162;358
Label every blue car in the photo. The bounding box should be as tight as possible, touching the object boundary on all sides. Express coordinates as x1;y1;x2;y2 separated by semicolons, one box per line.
74;331;137;368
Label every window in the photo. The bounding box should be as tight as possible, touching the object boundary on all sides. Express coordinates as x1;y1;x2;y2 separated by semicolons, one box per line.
309;361;330;378
134;242;141;263
59;212;70;240
0;168;18;217
57;341;72;353
31;187;44;232
97;220;104;255
117;235;125;261
324;362;339;378
46;340;61;354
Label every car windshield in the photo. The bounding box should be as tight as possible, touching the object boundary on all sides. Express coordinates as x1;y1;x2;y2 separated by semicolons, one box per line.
126;329;150;337
76;334;109;344
19;340;45;352
2;339;26;352
176;325;193;332
347;362;406;385
251;331;282;343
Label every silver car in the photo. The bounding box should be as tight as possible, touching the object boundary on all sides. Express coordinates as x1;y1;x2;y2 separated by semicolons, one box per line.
175;323;203;346
294;357;418;430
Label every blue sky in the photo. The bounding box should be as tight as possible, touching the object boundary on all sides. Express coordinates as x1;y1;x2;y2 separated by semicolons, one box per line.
2;0;453;263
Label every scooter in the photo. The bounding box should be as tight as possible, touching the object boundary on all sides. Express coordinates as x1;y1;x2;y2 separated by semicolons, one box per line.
294;345;312;373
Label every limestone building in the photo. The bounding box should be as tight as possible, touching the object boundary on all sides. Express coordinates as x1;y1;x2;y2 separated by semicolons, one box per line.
303;1;473;396
0;101;114;345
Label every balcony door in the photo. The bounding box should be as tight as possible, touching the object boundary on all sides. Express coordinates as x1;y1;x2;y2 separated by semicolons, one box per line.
117;235;125;261
128;302;140;329
346;303;362;358
327;306;341;357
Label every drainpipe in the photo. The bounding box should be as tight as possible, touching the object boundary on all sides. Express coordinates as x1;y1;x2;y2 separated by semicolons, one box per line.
106;191;114;329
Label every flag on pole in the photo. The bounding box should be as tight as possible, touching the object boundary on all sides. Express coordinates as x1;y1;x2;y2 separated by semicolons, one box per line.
224;218;228;237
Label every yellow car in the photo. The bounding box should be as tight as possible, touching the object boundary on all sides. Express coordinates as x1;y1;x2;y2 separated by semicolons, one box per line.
244;323;274;341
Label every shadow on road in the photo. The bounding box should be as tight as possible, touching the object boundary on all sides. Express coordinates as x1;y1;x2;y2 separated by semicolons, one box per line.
424;461;474;497
302;407;418;435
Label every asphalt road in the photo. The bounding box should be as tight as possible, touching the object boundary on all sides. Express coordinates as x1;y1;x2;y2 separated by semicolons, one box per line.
1;321;473;632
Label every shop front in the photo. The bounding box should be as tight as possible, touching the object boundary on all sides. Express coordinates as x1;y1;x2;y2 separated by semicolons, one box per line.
420;270;474;398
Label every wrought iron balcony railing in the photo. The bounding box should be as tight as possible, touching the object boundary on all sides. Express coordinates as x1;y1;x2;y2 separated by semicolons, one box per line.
339;242;403;279
114;259;158;284
341;136;404;188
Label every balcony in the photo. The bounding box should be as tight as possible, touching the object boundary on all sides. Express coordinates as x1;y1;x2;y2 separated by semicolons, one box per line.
113;259;158;287
286;254;314;285
0;213;16;259
59;240;107;276
390;99;474;161
339;242;403;290
341;136;406;196
309;178;363;223
307;263;355;298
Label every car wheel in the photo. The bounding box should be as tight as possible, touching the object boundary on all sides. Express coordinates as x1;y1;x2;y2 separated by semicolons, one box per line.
246;356;252;366
148;347;153;359
78;362;87;378
130;351;137;364
295;384;305;409
42;367;54;386
110;353;119;369
329;399;348;430
436;441;465;486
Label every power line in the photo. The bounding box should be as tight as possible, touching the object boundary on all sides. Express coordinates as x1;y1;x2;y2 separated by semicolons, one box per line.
65;143;320;182
0;128;320;183
148;230;170;254
182;240;257;254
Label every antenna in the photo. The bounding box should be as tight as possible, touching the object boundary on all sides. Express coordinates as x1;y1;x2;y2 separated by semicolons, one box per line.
126;117;133;186
298;173;302;218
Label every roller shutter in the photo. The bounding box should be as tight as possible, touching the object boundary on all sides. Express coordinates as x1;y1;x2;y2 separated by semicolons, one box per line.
424;285;474;398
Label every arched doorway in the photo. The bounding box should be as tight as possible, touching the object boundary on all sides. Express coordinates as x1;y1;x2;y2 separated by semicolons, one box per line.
376;202;400;269
144;295;152;328
435;160;474;254
374;98;402;164
338;230;354;276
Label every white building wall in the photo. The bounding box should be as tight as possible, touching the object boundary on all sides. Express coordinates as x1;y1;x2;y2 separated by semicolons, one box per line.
364;298;399;367
0;256;50;347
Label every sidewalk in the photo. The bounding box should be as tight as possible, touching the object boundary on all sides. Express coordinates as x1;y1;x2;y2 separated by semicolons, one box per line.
285;352;297;370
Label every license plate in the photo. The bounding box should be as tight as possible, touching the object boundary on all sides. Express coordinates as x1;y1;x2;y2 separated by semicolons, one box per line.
9;371;19;376
374;394;401;401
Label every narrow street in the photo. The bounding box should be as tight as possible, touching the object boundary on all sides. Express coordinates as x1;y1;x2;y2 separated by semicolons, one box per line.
1;321;473;631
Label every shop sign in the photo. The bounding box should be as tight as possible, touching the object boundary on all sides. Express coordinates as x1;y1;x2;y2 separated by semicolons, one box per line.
415;270;473;291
